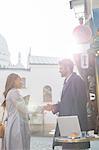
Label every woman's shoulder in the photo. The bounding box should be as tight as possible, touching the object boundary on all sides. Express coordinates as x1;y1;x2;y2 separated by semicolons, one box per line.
7;88;19;96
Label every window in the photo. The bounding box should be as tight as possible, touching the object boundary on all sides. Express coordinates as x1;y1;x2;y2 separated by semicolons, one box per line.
43;85;52;103
21;77;26;88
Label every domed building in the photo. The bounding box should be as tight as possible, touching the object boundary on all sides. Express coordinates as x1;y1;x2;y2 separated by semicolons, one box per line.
0;34;10;68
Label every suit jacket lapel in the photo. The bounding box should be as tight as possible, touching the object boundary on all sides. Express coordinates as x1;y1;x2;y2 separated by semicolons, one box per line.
61;73;75;99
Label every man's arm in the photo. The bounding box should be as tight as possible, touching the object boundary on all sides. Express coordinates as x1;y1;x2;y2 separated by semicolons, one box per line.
44;102;60;114
52;103;60;114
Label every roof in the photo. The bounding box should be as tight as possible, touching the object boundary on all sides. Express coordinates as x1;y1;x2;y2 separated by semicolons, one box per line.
0;67;30;71
29;56;60;65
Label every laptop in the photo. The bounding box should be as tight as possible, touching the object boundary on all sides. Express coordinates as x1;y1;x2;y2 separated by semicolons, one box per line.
57;116;82;137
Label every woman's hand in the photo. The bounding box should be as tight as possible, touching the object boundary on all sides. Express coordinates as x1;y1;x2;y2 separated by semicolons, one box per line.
43;104;53;111
24;95;30;100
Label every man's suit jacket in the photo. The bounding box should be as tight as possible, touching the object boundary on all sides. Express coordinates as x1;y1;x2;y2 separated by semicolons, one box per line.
53;72;90;149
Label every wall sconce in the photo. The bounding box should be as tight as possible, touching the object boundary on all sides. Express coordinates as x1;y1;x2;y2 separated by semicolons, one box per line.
69;0;85;18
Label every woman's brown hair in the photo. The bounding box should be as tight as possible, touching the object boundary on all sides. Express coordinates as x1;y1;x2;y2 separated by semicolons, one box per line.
3;73;20;98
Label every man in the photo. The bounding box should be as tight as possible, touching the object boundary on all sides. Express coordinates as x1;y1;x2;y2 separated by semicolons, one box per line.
44;58;90;150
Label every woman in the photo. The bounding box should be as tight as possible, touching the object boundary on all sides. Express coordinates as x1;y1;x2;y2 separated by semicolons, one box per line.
3;73;30;150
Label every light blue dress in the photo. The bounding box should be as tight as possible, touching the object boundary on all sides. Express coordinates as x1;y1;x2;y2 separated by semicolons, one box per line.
3;88;30;150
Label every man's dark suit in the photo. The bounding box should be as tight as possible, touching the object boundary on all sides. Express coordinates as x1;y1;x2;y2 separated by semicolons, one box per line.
52;72;90;149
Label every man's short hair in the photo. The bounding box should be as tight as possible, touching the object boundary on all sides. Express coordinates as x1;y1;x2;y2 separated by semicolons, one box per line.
59;59;74;71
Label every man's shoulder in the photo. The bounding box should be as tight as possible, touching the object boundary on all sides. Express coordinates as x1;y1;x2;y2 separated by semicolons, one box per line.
72;72;84;82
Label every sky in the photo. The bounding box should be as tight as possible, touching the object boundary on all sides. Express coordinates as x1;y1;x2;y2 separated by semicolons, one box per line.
0;0;78;67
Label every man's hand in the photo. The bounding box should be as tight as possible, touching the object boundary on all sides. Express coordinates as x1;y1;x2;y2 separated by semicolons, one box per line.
43;104;53;111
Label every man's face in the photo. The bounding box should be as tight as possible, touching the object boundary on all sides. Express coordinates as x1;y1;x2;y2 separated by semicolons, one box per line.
59;64;68;77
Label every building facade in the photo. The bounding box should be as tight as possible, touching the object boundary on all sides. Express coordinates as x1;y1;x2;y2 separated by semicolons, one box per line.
0;34;64;135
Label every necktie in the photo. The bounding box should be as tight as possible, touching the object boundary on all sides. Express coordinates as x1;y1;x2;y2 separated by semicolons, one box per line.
62;79;67;95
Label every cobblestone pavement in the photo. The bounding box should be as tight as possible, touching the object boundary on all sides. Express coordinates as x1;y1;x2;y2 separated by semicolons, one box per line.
30;137;99;150
1;136;99;150
30;137;61;150
0;137;61;150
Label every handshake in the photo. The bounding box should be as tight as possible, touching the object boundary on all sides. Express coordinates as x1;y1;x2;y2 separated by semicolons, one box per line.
30;104;54;114
43;104;55;112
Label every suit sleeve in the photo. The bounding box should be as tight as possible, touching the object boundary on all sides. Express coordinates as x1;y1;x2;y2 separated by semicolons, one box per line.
72;77;89;131
52;102;60;114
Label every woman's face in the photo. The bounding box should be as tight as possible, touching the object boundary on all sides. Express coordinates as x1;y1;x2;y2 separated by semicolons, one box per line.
14;77;22;89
